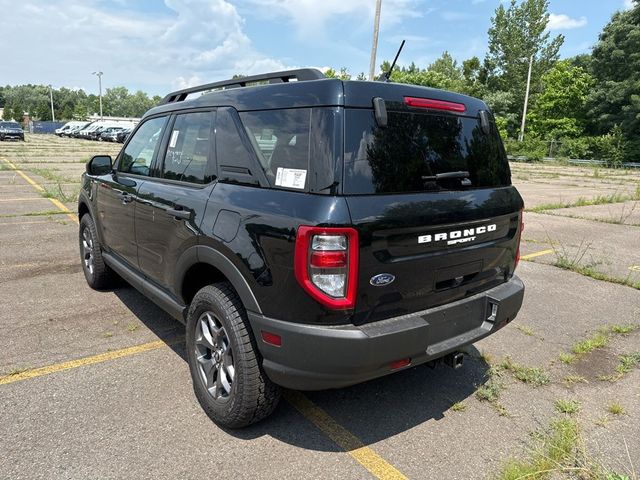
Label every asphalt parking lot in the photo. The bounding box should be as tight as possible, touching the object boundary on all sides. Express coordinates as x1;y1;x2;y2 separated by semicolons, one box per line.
1;135;639;479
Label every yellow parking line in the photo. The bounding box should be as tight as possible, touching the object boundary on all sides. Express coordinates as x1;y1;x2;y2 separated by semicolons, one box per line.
0;337;407;480
0;339;177;386
285;391;408;480
0;159;78;224
521;249;554;261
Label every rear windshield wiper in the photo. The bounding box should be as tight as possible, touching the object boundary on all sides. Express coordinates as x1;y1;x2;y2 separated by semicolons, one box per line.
421;171;472;186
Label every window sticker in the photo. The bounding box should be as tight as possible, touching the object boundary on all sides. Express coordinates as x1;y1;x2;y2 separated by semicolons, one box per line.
275;167;307;189
169;130;180;148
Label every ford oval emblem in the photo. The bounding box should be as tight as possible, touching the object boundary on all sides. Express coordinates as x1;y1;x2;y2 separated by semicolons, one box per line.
370;273;396;287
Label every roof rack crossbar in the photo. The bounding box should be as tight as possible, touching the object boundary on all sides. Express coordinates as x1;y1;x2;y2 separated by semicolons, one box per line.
160;68;325;105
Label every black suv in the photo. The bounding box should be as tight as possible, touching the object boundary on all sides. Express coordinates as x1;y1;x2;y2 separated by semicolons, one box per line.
0;121;25;141
78;69;524;428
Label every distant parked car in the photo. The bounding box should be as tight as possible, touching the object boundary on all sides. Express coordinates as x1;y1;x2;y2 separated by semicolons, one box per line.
99;127;125;142
56;121;89;137
116;128;132;143
72;122;98;138
0;121;25;141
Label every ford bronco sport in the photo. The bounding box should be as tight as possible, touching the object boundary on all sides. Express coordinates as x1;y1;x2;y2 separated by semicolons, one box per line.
78;69;525;428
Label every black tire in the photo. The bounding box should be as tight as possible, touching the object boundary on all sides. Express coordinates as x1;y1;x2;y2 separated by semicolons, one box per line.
79;214;116;289
186;283;280;428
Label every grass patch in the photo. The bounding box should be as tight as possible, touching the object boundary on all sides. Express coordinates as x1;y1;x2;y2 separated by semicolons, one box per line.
514;324;543;340
611;324;639;335
450;401;467;412
495;418;632;480
495;419;580;479
554;399;581;415
607;403;626;416
29;167;77;184
572;331;609;355
559;325;640;364
500;357;550;386
563;375;588;385
559;352;576;364
616;352;640;375
126;323;139;332
556;262;640;290
552;238;640;290
527;191;640;213
475;366;508;415
41;182;79;203
0;210;72;219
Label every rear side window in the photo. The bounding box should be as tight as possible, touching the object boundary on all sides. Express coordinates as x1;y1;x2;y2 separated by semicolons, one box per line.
119;116;167;176
162;111;213;184
344;109;511;195
239;109;311;190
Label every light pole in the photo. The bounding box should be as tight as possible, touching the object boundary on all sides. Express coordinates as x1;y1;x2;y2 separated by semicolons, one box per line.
368;0;382;81
518;55;534;142
48;84;55;122
92;71;103;120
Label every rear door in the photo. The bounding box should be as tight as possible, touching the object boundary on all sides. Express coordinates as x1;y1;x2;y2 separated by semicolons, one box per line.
135;110;215;290
342;106;523;324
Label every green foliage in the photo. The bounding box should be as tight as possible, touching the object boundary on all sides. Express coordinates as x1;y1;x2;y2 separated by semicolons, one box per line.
589;125;627;166
528;60;594;139
496;418;580;480
503;136;547;161
587;4;640;162
554;399;581;415
0;84;158;120
389;52;466;93
485;0;564;126
324;67;351;80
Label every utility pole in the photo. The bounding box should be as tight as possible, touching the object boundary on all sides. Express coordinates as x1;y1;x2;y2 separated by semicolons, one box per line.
92;71;103;120
368;0;382;81
48;84;55;122
518;55;533;142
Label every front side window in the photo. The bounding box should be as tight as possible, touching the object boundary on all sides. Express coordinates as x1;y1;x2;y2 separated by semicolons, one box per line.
162;112;213;184
119;116;167;176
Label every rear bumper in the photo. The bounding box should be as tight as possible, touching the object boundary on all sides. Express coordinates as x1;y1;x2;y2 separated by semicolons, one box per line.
249;276;524;390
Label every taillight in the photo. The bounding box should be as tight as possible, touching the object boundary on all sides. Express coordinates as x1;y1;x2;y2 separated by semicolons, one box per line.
404;96;466;113
294;226;359;309
515;210;524;269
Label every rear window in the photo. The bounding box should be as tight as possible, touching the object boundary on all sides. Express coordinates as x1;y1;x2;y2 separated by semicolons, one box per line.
344;109;511;195
239;109;311;190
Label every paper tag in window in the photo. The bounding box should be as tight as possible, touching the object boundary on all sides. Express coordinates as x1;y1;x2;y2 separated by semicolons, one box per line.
169;130;180;148
275;168;307;189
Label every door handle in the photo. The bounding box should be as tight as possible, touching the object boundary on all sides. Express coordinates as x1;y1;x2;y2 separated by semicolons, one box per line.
167;207;191;220
120;193;133;204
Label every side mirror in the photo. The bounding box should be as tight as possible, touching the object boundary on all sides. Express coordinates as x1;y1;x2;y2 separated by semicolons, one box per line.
86;155;113;176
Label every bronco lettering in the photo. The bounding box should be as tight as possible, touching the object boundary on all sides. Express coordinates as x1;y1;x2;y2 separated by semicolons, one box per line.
418;224;497;245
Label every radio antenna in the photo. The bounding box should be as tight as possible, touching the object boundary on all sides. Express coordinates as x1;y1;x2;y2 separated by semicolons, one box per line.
379;40;405;82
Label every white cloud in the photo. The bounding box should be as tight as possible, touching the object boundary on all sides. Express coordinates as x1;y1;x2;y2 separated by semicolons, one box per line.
623;0;635;9
547;13;588;31
441;11;476;21
0;0;286;95
237;0;423;40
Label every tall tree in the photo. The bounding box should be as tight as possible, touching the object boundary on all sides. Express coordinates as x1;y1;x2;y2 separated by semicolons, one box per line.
587;0;640;160
528;60;594;139
484;0;563;132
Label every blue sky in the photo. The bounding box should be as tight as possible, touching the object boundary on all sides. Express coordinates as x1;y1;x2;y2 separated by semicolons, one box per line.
0;0;632;96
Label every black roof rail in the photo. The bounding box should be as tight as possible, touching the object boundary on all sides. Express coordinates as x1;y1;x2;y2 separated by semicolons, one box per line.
160;68;326;105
